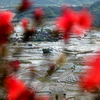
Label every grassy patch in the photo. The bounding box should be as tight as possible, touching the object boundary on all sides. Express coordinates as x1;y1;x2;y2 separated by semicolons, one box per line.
38;77;51;82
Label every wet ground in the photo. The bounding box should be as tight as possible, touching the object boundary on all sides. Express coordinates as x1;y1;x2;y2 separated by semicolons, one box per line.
7;30;100;100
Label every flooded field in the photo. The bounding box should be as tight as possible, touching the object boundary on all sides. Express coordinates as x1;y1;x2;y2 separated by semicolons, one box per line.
7;30;100;100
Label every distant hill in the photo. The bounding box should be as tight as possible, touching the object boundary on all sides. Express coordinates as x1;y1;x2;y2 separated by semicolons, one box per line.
0;0;100;7
90;1;100;27
12;6;61;22
12;5;83;22
1;0;100;28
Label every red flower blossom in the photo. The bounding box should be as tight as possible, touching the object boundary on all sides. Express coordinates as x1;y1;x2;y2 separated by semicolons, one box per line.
34;8;44;21
21;18;30;30
13;60;21;70
19;0;34;12
72;9;93;35
55;8;78;42
78;9;93;30
0;11;14;45
80;53;100;91
9;60;21;72
56;8;78;32
55;7;93;42
4;74;35;100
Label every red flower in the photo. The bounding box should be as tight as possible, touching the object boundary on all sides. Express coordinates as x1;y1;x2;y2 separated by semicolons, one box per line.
80;53;100;91
55;8;78;42
56;8;78;32
19;0;34;12
72;9;93;35
34;8;44;21
4;74;35;100
13;60;21;70
55;7;93;42
21;18;30;30
0;11;14;45
9;60;21;72
78;9;93;30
